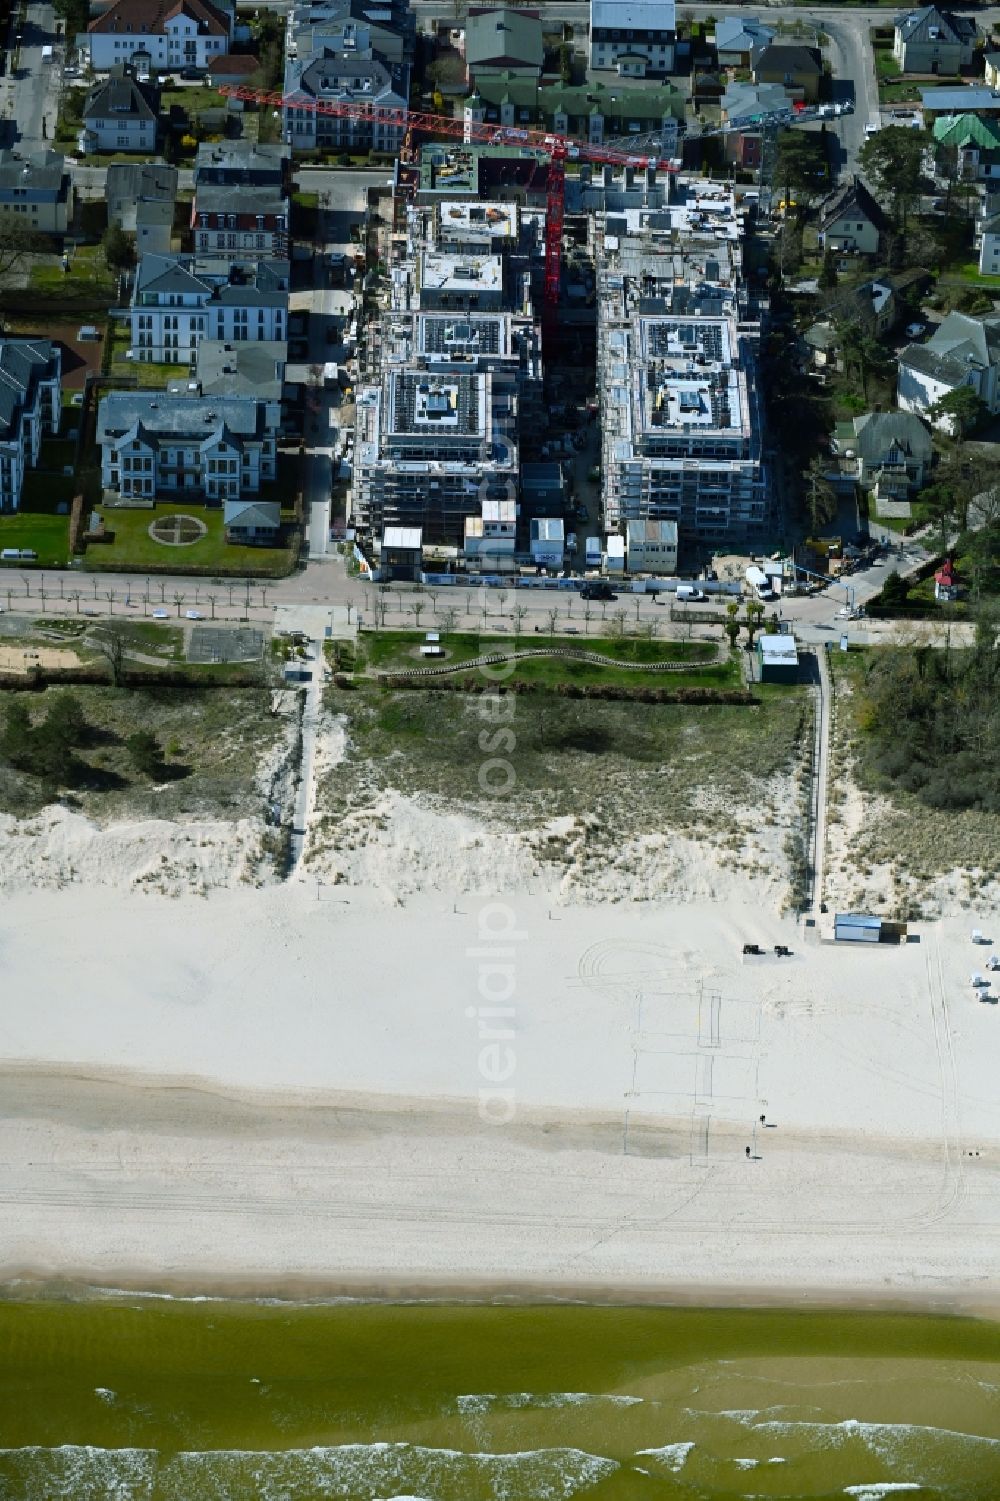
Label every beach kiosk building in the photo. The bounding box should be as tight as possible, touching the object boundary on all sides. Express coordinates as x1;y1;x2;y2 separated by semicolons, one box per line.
834;913;882;943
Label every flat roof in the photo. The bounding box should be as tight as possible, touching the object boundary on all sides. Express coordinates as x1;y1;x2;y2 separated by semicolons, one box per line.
835;913;882;929
382;526;423;549
759;634;798;663
591;0;676;31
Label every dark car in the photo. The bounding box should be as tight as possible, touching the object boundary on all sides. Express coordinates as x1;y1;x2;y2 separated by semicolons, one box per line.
179;66;202;80
580;583;616;602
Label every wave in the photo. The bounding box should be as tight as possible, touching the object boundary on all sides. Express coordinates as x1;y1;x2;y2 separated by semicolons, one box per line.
0;1442;619;1501
843;1487;922;1499
455;1392;643;1415
634;1442;694;1473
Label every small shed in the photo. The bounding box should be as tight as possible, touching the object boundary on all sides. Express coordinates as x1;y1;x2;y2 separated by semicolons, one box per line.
380;525;423;582
834;913;882;944
757;633;799;683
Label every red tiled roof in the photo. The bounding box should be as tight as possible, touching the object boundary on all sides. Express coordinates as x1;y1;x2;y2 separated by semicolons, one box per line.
208;53;258;74
89;0;228;36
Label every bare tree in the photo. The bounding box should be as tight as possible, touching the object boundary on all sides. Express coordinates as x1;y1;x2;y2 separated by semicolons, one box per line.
38;587;47;614
439;606;458;636
512;604;527;638
546;607;559;640
610;608;628;639
94;623;129;686
68;590;81;615
411;600;425;629
0;219;44;281
105;591;115;616
497;589;508;617
173;592;186;617
207;593;218;620
20;573;30;598
583;606;593;635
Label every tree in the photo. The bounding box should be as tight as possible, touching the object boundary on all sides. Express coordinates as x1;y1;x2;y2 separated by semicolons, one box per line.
546;607;559;640
774;130;827;222
411;600;425;629
512;604;527;639
101;222;134;273
835;316;893;403
173;592;186;617
724;601;741;650
818;249;838;291
803;455;838;532
439;606;458;636
929;386;987;439
126;730;163;778
858;126;927;231
94;623;129;686
744;600;765;648
0;218;43;281
44;692;87;743
0;701;32;770
879;569;910;609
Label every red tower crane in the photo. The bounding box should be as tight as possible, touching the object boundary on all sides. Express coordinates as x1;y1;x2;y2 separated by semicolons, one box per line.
219;85;679;308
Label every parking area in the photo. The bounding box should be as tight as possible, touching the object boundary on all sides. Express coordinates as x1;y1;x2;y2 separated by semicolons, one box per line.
186;625;264;664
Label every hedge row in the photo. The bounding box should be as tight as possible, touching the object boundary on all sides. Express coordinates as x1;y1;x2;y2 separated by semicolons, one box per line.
372;674;755;705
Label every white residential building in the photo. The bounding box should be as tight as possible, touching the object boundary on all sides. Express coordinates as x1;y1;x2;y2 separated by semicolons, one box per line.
897;311;1000;428
589;0;676;76
96;389;278;502
81;66;160;154
282;50;408;155
130;254;288;364
85;0;233;75
0;339;61;512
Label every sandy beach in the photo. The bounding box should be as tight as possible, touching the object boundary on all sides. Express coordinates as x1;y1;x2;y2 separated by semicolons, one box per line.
3;878;1000;1304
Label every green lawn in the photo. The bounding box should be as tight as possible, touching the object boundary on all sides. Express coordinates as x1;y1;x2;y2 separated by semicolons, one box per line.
84;501;296;576
28;247;115;299
359;629;734;690
107;327;182;389
160;85;228;121
0;511;70;567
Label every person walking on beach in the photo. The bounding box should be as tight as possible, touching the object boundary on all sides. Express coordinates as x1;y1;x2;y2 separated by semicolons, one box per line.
745;1145;751;1159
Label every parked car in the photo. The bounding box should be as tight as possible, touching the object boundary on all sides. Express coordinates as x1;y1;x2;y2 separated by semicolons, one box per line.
179;66;201;80
581;583;616;601
185;609;205;620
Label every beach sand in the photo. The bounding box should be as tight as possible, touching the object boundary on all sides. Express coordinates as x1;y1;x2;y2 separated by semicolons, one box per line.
3;881;1000;1305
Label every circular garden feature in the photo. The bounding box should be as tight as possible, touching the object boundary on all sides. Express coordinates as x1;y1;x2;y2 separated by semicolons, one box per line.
148;513;208;547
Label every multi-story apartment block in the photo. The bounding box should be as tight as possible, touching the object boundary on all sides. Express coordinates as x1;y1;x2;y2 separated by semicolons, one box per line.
288;0;415;68
192;146;291;261
96;389;278;502
130;254;288;364
589;0;676;76
596;181;768;546
0;150;73;235
0;338;61;512
85;0;233;75
354;365;520;544
192;185;290;260
194;142;290;189
282;51;408;155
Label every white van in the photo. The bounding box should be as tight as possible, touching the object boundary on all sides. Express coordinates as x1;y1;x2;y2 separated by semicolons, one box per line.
0;548;18;560
676;585;706;602
41;44;53;61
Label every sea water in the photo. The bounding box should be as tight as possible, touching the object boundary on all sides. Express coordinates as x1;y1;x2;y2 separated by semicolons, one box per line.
0;1297;999;1499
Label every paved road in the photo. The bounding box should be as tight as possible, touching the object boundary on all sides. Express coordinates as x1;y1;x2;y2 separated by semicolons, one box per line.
2;0;61;152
